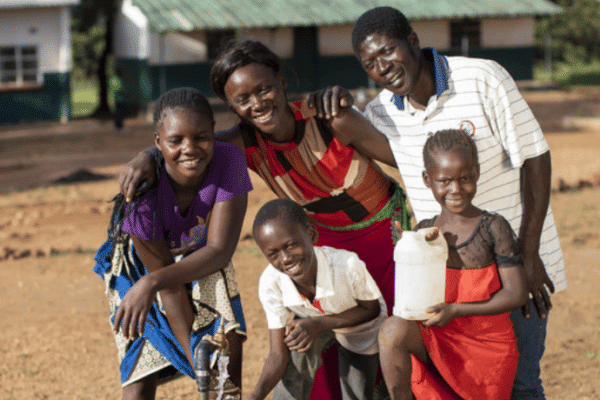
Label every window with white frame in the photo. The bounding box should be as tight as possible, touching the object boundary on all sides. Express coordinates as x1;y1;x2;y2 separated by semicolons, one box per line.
0;46;40;87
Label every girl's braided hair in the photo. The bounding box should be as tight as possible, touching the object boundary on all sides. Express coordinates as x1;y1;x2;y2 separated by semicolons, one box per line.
153;87;214;129
422;129;479;171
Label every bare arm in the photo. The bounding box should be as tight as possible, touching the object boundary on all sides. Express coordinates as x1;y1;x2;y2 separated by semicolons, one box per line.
519;150;554;318
118;235;195;366
112;193;248;342
244;329;290;400
327;107;397;167
119;146;160;203
146;192;247;288
308;86;397;167
424;265;527;327
284;299;381;352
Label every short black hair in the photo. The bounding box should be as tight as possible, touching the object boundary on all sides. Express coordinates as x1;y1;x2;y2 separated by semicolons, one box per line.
210;40;283;101
423;129;479;171
153;87;214;129
253;199;311;238
351;6;413;56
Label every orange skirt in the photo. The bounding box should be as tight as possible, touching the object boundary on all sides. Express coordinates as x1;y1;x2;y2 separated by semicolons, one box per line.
412;264;519;400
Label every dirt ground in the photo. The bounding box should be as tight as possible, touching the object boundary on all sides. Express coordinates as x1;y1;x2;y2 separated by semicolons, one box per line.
1;88;599;399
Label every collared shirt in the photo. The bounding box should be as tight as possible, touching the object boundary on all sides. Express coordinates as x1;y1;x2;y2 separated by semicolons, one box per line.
258;246;387;355
363;49;566;292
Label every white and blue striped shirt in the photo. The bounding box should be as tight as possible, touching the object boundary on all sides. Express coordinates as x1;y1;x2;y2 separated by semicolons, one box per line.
364;48;566;292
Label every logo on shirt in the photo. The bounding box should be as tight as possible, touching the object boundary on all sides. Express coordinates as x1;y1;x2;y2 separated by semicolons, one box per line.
459;121;475;137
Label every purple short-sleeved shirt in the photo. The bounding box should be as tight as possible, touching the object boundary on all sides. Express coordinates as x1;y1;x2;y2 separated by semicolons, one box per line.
122;141;252;254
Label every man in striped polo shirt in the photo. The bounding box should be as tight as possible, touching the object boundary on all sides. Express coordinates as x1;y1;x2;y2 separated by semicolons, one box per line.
311;6;566;399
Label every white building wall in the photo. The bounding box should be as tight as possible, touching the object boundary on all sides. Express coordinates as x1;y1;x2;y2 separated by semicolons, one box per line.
319;24;353;56
241;28;294;59
411;20;450;51
149;31;207;65
482;17;534;48
57;6;72;72
114;0;150;59
310;18;533;55
316;21;451;56
0;6;69;74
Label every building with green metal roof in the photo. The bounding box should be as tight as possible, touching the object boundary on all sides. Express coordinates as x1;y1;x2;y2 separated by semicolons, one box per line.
113;0;561;112
0;0;79;124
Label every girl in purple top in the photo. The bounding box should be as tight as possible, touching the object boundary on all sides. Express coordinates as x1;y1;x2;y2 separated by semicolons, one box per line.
94;87;252;399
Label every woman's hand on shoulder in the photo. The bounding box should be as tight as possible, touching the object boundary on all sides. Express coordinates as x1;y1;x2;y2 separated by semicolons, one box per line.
307;86;354;119
119;148;157;202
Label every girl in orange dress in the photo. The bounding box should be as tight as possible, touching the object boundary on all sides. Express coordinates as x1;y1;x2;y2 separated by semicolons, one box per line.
378;129;528;400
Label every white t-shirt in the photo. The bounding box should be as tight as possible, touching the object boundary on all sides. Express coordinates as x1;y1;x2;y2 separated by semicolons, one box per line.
364;49;566;293
258;246;387;355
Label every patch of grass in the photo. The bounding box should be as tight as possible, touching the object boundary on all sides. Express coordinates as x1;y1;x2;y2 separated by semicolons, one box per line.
71;78;99;118
50;247;95;257
74;246;96;255
535;60;600;88
18;352;29;358
22;368;39;376
49;248;64;257
585;351;600;360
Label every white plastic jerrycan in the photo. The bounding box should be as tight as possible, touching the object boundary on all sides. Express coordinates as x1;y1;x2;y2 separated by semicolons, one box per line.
393;227;448;320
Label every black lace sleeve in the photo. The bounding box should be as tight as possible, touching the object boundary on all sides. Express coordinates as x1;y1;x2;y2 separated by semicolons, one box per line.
488;213;523;268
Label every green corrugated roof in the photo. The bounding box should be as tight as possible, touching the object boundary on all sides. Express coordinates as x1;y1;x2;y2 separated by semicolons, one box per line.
0;0;79;9
132;0;562;32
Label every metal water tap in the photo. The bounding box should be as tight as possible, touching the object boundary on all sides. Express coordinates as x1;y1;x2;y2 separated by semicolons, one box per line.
194;320;229;400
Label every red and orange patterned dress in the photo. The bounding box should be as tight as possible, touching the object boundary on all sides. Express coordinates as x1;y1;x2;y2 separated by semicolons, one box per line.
411;212;522;400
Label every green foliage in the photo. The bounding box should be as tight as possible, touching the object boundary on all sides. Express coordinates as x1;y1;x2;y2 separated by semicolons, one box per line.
533;59;600;87
71;78;99;118
71;22;106;79
536;0;600;65
71;0;119;113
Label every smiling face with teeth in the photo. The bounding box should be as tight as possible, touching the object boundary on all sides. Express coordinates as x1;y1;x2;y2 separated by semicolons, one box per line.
254;214;319;291
155;107;214;188
223;62;296;143
422;148;480;217
358;31;426;99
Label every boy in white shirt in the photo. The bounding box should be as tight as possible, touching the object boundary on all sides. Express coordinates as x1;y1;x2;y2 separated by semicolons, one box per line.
247;198;387;400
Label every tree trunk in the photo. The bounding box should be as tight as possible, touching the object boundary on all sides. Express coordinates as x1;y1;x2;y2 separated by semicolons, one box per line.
93;13;113;117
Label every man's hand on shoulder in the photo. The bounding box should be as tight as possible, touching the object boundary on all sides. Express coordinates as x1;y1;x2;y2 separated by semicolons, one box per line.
307;86;354;119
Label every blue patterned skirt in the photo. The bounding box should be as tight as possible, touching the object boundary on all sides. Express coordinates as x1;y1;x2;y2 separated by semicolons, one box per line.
94;236;246;386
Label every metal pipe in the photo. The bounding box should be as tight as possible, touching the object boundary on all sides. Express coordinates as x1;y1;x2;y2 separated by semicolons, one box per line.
195;340;215;400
